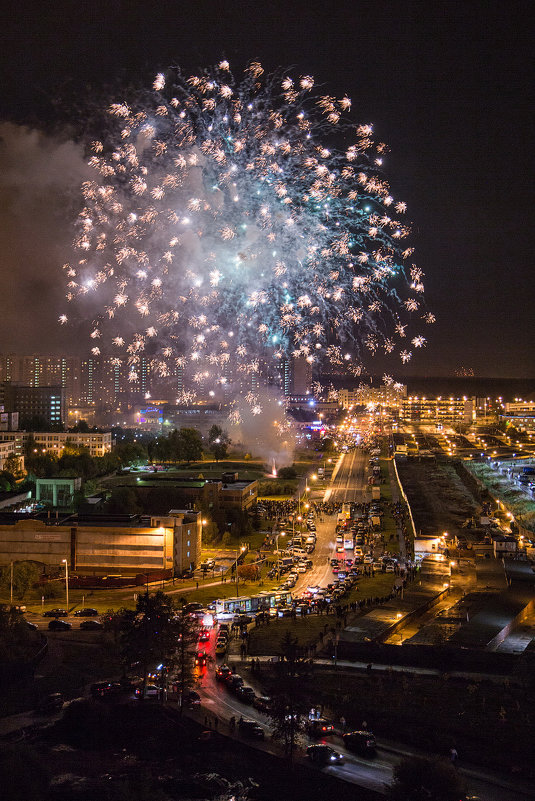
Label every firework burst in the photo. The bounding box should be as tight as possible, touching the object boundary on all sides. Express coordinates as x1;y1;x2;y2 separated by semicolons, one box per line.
62;61;433;413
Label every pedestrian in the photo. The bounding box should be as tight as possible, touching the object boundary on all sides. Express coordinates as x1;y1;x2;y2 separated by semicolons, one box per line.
449;747;458;764
339;715;346;732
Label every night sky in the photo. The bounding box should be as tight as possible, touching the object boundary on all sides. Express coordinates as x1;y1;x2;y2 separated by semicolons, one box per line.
1;0;533;377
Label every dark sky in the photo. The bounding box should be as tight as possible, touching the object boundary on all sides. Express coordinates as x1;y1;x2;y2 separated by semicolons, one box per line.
0;0;533;377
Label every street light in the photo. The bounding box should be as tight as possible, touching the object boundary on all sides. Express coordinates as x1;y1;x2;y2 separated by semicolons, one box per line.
62;558;69;612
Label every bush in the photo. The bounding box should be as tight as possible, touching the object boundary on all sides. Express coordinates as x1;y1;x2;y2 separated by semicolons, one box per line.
277;465;297;479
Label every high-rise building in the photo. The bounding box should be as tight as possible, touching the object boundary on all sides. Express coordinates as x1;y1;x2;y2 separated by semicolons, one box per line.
0;354;80;407
0;383;66;428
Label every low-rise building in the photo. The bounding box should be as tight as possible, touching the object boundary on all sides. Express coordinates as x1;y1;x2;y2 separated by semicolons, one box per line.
123;474;258;512
400;396;475;426
0;509;202;576
0;430;112;457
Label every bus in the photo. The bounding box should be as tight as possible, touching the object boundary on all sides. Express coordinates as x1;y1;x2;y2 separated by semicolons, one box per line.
214;590;293;618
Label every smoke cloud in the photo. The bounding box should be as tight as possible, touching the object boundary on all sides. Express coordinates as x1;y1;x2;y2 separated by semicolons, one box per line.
0;123;90;353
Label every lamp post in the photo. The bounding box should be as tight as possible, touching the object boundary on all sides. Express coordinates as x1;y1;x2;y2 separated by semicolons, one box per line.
62;558;69;612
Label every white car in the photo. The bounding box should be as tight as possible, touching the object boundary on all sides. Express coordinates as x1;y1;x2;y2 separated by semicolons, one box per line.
363;555;373;564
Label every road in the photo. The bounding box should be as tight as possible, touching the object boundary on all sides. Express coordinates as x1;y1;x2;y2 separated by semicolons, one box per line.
328;449;368;504
194;627;532;800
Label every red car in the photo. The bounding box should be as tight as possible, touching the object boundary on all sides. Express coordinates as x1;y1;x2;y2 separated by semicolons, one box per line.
198;628;210;642
195;650;207;667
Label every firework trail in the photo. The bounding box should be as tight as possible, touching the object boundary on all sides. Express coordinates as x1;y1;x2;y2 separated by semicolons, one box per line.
61;61;433;418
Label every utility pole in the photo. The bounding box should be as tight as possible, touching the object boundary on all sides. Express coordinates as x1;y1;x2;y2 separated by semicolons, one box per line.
62;559;69;611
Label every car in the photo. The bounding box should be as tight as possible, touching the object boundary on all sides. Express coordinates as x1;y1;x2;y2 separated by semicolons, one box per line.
134;683;161;699
184;602;204;614
236;685;256;703
343;730;377;756
199;628;210;642
183;689;201;705
90;681;122;698
80;619;104;631
363;555;373;564
385;563;395;572
35;692;64;714
215;664;232;681
253;695;272;712
215;641;227;656
238;718;265;739
25;620;39;630
306;744;345;766
336;545;344;553
48;619;72;631
305;717;335;737
200;559;216;570
74;608;99;617
43;608;68;618
225;673;244;692
195;650;207;667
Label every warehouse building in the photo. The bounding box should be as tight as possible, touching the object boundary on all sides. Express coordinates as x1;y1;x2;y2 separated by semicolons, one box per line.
0;509;202;576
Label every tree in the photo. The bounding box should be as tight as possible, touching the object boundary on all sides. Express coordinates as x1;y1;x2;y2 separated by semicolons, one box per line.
277;465;297;479
3;455;23;481
237;563;258;582
0;742;49;801
266;633;312;764
389;756;466;801
208;424;231;462
178;428;203;464
0;562;41;601
107;487;142;515
119;591;199;705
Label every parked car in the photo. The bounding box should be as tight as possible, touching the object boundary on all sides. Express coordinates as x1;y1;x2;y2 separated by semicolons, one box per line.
307;744;344;766
236;685;256;703
43;608;68;618
25;620;39;630
183;689;201;705
35;692;64;714
238;718;265;739
343;730;377;756
253;695;272;712
80;619;104;631
74;608;99;617
48;619;72;631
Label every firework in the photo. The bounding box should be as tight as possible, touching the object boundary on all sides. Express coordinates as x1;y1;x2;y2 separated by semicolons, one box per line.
62;62;433;415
